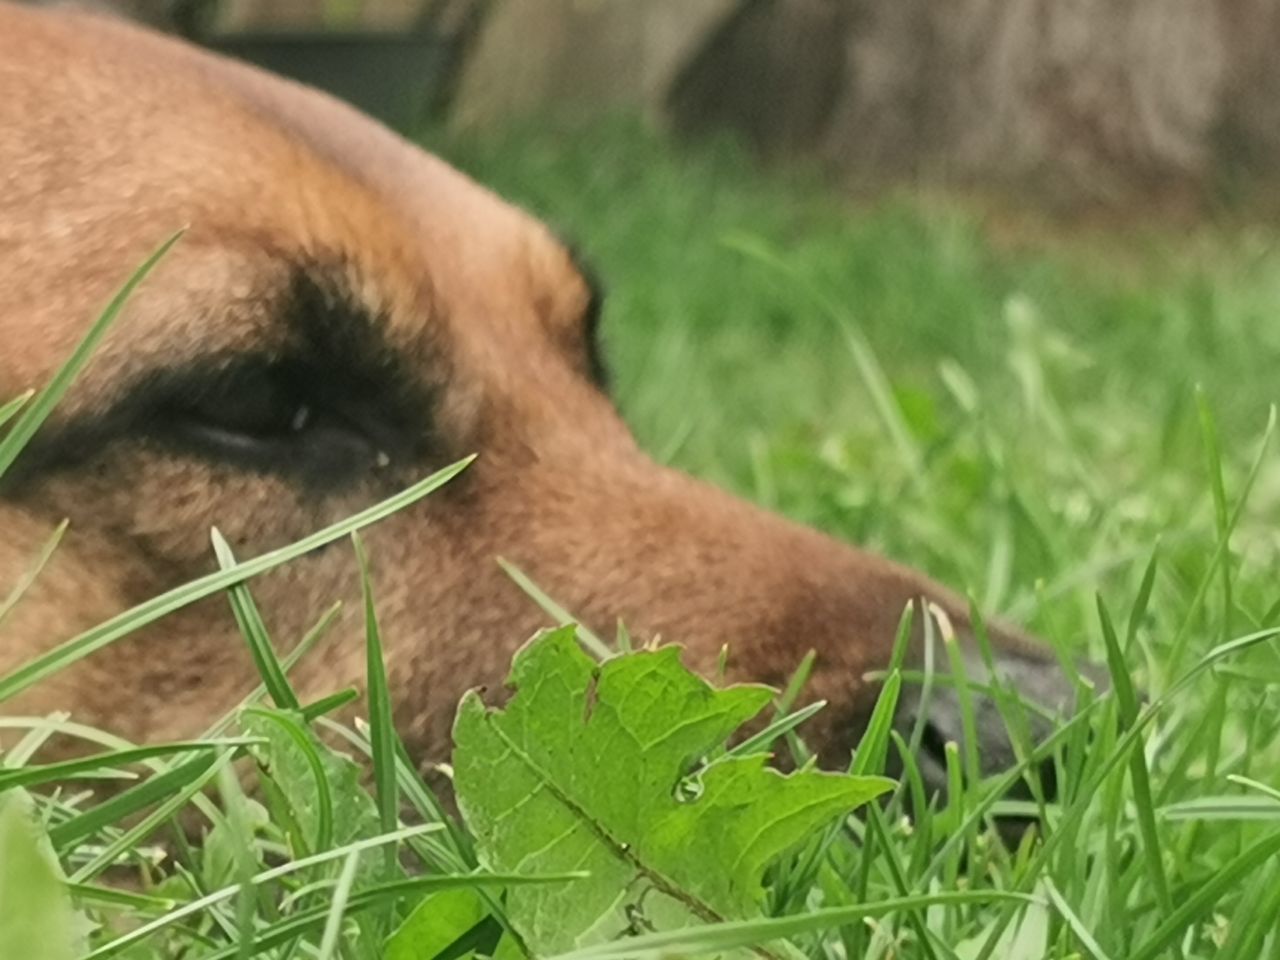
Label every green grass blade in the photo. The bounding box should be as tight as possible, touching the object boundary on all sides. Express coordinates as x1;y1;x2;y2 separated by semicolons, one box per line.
864;804;941;960
0;739;252;791
200;600;344;740
1218;857;1280;960
1228;773;1280;803
0;231;183;479
496;557;612;659
352;531;400;874
1165;405;1276;675
50;754;215;850
775;649;816;715
195;873;579;960
1127;830;1280;960
773;650;817;765
850;670;900;777
0;519;67;629
939;607;982;792
1160;795;1280;820
66;883;176;913
719;700;826;762
548;891;1037;960
317;850;362;960
241;706;334;854
1044;879;1114;960
0;391;33;431
1097;593;1174;932
1125;542;1160;650
211;528;300;711
82;824;446;959
68;749;235;881
300;687;360;722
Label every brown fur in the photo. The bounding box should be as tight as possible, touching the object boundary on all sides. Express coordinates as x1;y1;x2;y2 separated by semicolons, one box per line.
0;3;1077;783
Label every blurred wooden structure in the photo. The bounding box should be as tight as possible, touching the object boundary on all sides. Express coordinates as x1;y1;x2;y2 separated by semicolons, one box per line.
454;0;1280;207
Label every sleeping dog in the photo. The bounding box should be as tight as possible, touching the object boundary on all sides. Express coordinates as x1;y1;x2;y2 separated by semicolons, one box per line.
0;2;1089;791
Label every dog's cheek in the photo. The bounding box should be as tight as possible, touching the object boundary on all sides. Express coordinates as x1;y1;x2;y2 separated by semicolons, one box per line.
0;507;141;721
18;446;381;577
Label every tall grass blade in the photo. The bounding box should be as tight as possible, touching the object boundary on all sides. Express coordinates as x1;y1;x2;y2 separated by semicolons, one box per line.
0;231;183;479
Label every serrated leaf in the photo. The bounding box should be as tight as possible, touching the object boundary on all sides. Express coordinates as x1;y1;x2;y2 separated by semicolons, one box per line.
0;788;93;960
453;627;893;955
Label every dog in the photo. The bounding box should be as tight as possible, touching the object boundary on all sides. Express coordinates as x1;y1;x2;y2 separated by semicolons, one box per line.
0;2;1090;794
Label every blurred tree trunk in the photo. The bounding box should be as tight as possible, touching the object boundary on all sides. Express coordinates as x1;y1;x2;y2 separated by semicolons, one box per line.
452;0;736;128
671;0;1234;204
668;0;851;157
1216;0;1280;186
422;0;1280;206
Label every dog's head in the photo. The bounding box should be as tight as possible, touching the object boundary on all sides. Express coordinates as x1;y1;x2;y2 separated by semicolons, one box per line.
0;4;1090;787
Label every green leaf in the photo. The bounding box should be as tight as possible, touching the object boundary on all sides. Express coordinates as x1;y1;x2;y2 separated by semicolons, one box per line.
453;627;893;955
241;707;397;887
385;887;489;960
0;788;92;960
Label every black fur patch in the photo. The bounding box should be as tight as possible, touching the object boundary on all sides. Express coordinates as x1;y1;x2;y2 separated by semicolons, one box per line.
1;265;444;496
562;243;611;393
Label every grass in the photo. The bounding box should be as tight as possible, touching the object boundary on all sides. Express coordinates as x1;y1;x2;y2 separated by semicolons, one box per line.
4;115;1280;957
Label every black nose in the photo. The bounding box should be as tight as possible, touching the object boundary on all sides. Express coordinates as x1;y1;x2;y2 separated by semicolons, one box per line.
889;617;1108;814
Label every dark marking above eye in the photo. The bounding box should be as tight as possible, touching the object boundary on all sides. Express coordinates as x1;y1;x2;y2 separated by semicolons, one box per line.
0;263;446;495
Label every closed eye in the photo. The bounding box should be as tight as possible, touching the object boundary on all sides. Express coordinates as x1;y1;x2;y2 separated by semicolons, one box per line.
165;358;390;480
1;263;442;496
0;350;433;497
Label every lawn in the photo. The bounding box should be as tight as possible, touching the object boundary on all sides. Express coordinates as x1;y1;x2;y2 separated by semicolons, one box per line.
4;116;1280;958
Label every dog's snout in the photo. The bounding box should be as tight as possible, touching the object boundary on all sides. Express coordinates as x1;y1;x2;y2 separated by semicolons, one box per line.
889;628;1107;805
494;461;1097;801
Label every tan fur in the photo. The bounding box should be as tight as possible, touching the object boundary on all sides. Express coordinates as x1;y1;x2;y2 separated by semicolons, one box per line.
0;3;1065;775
